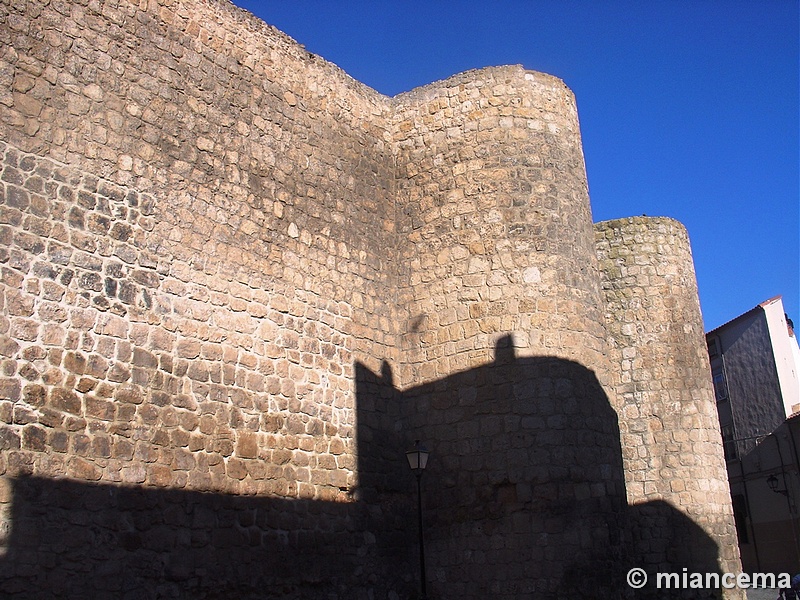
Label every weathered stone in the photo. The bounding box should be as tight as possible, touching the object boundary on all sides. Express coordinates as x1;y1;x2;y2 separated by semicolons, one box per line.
63;351;87;375
21;424;47;451
0;2;741;598
70;457;102;481
235;431;258;459
85;396;115;421
0;426;21;450
48;388;81;414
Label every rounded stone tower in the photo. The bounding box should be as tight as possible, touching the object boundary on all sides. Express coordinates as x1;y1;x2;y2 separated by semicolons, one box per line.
390;67;630;598
596;216;743;596
392;66;610;382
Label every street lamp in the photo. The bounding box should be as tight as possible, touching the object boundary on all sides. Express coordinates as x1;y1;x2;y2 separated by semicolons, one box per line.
406;440;430;600
768;474;790;497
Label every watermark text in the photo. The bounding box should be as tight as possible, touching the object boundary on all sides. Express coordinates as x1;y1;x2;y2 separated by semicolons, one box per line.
626;568;791;590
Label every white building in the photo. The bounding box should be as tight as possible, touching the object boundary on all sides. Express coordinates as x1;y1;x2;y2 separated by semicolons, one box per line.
707;296;800;460
706;296;800;573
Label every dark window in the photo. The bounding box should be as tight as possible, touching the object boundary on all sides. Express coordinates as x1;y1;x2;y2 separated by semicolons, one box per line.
721;424;738;460
707;337;721;359
731;494;749;543
712;369;728;402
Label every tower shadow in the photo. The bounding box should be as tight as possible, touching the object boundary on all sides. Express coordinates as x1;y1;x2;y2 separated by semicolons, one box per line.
1;336;722;599
0;474;414;599
356;335;724;599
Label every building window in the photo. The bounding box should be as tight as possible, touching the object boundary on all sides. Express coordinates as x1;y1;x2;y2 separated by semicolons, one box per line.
708;337;721;359
731;494;749;544
721;424;738;460
712;369;728;402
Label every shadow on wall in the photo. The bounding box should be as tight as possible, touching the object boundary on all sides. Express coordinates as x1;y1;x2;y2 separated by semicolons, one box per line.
1;336;722;599
0;475;415;599
358;335;724;600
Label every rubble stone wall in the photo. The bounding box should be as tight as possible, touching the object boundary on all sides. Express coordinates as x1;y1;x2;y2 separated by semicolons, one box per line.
0;0;399;497
0;0;741;597
0;0;406;595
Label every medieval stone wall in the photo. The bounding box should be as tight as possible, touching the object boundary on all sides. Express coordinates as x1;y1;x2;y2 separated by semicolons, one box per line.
0;0;742;598
0;0;401;497
0;0;411;595
388;67;629;598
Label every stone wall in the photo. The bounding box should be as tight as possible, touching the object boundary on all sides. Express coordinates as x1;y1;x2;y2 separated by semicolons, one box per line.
394;342;630;598
0;0;403;497
0;0;742;598
387;67;627;598
0;0;410;595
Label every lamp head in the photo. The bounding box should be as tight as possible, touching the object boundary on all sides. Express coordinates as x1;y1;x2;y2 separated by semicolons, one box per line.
767;474;779;491
406;440;430;472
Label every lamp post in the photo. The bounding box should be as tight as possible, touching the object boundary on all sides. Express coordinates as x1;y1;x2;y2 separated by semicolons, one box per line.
406;440;430;600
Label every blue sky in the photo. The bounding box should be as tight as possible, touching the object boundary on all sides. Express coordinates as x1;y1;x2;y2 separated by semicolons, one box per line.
232;0;799;332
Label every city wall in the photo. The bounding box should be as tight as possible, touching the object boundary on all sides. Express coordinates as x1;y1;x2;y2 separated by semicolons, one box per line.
0;0;741;597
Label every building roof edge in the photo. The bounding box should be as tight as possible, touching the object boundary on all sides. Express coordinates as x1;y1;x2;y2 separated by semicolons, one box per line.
706;295;784;337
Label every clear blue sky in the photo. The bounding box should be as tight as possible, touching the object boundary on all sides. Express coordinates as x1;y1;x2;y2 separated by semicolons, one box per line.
232;0;799;332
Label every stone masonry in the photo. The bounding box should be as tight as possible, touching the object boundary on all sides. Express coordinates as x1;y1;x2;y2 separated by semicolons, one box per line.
0;0;741;598
596;218;742;583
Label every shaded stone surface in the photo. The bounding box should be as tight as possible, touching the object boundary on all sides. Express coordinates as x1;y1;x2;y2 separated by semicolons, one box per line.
0;0;740;597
